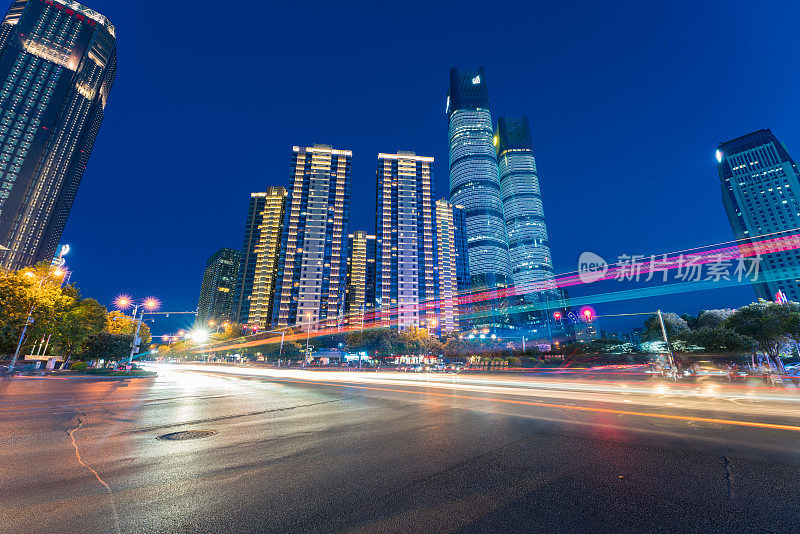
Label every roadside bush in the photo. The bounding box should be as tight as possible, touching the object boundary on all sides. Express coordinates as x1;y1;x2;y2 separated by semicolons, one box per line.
506;356;522;366
70;361;88;371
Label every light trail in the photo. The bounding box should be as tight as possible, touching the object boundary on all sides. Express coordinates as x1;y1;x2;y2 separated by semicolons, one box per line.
196;230;800;353
171;365;800;430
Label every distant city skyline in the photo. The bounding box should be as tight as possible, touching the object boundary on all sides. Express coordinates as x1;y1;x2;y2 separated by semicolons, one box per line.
38;0;798;334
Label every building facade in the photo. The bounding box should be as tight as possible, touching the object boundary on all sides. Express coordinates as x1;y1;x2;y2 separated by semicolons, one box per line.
273;144;352;330
345;230;376;324
0;0;116;270
717;129;800;302
197;247;241;324
247;186;286;328
375;151;435;329
233;192;268;324
447;67;512;290
495;116;557;296
434;199;469;333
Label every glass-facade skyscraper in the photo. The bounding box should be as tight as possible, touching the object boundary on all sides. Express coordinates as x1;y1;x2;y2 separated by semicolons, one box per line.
197;247;241;324
495;116;556;295
375;151;435;329
273;144;352;330
0;0;116;270
447;67;512;290
717;129;800;301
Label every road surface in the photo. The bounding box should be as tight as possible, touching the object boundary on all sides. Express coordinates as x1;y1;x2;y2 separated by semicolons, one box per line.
2;363;800;533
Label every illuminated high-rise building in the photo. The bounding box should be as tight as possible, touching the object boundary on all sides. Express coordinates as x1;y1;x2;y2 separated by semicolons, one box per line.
375;151;435;329
197;247;240;324
0;0;116;270
717;129;800;301
434;199;469;333
345;231;376;324
247;186;287;328
495;116;557;296
273;144;351;330
233;192;269;324
447;67;512;291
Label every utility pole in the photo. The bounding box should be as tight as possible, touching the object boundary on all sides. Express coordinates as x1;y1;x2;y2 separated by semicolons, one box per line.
656;309;677;374
128;307;144;364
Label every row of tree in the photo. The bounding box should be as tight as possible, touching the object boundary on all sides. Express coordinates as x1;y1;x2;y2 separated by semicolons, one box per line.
561;301;800;366
0;263;151;366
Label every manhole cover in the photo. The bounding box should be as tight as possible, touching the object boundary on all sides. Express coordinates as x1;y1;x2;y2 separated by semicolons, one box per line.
158;430;217;441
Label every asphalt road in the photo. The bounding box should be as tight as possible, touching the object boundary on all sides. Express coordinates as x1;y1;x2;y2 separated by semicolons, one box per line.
3;364;800;533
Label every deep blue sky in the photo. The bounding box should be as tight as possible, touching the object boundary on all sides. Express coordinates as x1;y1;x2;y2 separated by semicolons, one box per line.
59;0;800;335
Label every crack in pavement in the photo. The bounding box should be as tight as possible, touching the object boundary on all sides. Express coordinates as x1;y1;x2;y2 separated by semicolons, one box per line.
724;456;735;500
68;418;121;534
122;395;362;434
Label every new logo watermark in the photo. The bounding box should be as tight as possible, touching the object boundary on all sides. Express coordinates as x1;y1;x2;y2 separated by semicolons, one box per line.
577;251;761;284
578;252;609;283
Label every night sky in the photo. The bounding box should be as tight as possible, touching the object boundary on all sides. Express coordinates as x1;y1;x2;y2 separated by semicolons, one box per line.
57;0;800;336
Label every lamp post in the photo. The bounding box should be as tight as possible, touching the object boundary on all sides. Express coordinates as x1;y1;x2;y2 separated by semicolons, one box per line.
306;312;312;358
115;296;160;365
9;267;66;374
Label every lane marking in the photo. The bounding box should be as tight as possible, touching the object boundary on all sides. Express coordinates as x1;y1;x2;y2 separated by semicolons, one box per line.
215;374;800;433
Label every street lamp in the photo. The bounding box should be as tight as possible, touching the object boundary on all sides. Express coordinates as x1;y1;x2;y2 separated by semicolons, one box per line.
306;312;312;358
9;267;66;373
115;296;160;364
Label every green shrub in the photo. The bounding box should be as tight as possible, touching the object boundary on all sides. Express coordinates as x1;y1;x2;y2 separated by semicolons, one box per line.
506;357;522;366
70;362;88;371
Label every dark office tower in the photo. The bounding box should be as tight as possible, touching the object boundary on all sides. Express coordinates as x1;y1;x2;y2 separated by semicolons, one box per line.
434;199;469;333
717;129;800;301
0;0;116;271
345;231;376;324
273;144;352;330
197;247;241;324
375;151;435;329
495;117;557;296
248;186;287;328
447;67;512;290
233;192;268;325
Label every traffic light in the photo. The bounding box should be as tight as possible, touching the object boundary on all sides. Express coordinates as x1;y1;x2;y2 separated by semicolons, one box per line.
580;307;594;323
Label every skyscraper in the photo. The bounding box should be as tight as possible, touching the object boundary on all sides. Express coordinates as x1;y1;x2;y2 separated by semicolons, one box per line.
495;116;557;296
0;0;116;270
197;247;241;324
434;199;469;333
247;186;286;328
233;192;268;324
717;129;800;301
447;67;512;290
273;144;352;330
375;151;435;329
345;230;376;324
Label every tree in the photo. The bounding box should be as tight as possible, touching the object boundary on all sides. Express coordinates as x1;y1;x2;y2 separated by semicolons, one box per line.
53;298;108;368
81;332;133;362
107;310;152;344
723;302;785;361
0;264;74;355
696;309;736;329
282;341;302;359
679;326;756;354
212;322;245;342
643;312;690;341
680;314;699;330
